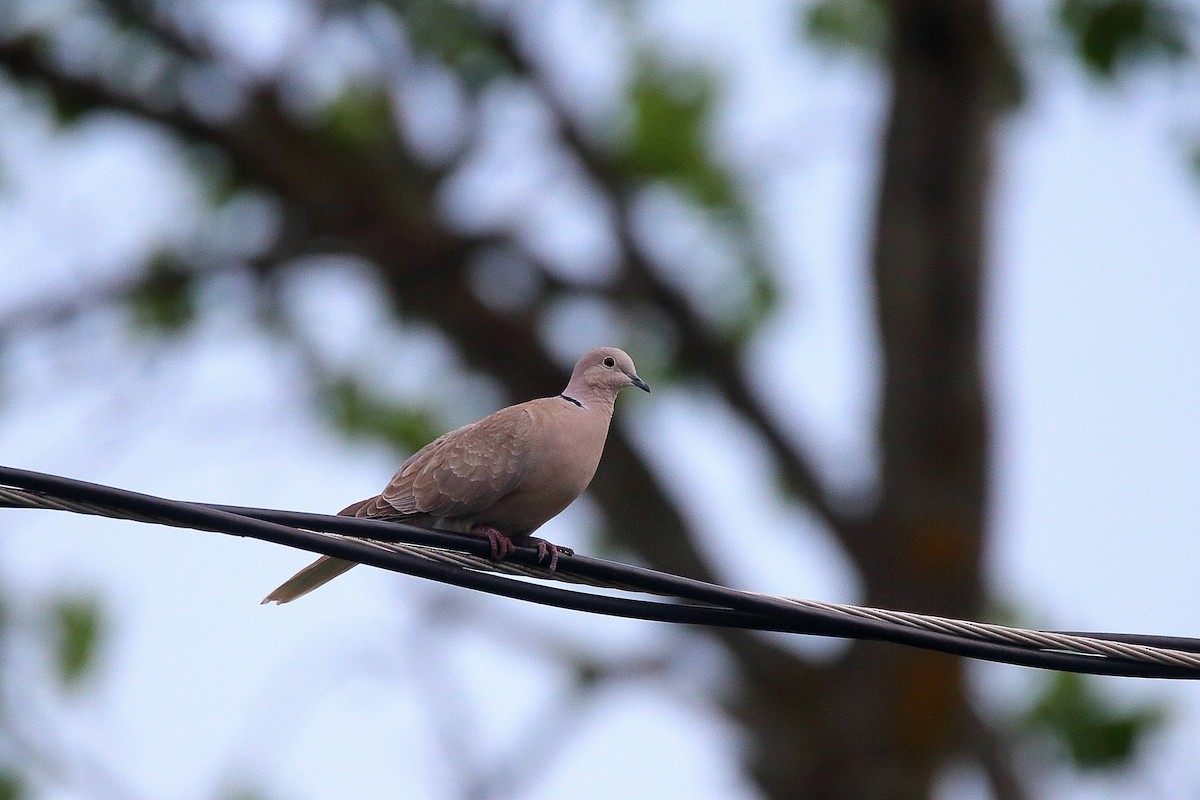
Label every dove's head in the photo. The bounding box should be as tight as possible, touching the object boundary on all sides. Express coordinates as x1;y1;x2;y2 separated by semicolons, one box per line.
565;347;650;407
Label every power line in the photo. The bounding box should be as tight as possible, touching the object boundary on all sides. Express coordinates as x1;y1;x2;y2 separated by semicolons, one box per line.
2;464;1198;679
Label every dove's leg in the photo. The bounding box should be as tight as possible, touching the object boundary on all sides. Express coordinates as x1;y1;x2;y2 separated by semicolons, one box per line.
521;537;574;572
471;524;516;561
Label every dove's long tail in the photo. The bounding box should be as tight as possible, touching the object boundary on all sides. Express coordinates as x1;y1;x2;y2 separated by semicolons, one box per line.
261;497;381;604
261;556;357;604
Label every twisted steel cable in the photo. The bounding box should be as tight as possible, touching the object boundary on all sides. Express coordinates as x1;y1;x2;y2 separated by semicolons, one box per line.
2;465;1199;679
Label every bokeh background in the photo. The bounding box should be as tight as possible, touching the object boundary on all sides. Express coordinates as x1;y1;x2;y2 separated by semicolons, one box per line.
1;0;1199;798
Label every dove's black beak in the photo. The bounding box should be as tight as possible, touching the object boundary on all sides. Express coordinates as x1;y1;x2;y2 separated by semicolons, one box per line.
628;373;651;393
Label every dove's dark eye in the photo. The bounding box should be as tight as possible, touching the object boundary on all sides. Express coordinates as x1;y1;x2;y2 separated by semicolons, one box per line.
603;357;615;368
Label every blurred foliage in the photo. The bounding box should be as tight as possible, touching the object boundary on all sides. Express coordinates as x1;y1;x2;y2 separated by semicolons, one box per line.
0;771;24;800
803;0;1025;107
803;0;887;56
219;787;270;800
725;262;778;344
127;254;196;335
1023;672;1166;770
41;82;91;128
393;0;512;91
0;584;108;795
573;658;605;690
316;86;395;157
51;594;104;689
994;602;1164;774
616;61;736;211
1058;0;1190;76
185;144;245;210
323;375;442;454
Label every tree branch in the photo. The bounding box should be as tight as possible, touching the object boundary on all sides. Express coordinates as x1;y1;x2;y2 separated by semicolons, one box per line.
485;22;859;543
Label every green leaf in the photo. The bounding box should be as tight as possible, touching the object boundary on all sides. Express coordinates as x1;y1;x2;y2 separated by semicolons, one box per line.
1058;0;1190;77
40;83;90;127
722;263;779;346
218;787;268;800
52;594;104;688
0;769;25;800
127;254;195;334
391;0;512;91
618;61;736;210
184;144;245;210
804;0;888;56
1024;672;1165;770
316;87;394;155
573;659;604;691
12;36;89;127
323;377;442;453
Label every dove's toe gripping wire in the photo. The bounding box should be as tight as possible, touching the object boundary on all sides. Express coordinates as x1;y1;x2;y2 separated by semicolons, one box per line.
470;526;572;572
528;537;573;572
472;524;516;563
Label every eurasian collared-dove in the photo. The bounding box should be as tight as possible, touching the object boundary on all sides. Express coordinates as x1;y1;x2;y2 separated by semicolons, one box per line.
262;347;649;604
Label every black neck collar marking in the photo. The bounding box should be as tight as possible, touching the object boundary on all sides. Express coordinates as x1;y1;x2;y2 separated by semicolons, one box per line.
559;394;584;408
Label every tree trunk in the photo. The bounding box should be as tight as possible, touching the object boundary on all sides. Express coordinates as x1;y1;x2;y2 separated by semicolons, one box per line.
731;2;1005;797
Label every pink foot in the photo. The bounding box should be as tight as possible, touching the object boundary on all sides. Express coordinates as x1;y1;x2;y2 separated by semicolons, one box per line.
472;525;515;561
526;538;574;572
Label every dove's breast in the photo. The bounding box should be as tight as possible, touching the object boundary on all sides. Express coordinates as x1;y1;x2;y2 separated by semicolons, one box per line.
479;397;615;534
